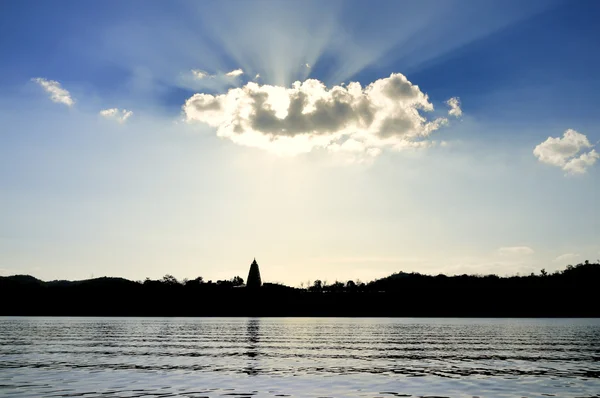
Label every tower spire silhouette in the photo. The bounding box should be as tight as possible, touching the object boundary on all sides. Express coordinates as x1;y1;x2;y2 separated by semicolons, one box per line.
247;258;262;288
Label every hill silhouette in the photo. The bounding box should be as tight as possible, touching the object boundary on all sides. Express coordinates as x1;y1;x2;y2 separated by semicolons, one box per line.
1;261;598;317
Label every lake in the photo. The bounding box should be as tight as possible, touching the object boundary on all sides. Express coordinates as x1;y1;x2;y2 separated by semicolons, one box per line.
1;317;599;397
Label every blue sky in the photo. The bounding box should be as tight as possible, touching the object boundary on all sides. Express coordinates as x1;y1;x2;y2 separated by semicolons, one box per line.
1;0;599;284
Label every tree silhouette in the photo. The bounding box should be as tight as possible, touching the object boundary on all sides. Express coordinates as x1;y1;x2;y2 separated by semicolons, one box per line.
309;280;322;292
1;261;599;317
162;274;179;285
346;280;357;291
232;276;244;286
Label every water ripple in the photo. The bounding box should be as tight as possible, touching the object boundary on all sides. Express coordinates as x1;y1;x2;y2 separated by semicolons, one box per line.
0;317;599;397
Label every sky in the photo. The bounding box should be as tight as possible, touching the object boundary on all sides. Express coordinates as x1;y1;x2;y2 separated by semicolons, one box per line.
1;0;599;285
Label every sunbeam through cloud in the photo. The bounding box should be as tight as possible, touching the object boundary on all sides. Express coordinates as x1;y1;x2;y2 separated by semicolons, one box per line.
184;73;452;157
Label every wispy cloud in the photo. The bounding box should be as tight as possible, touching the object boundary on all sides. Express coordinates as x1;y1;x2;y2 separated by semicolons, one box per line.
225;68;244;77
184;73;451;157
497;246;534;256
32;78;75;107
553;253;579;263
181;68;247;92
191;69;211;79
0;268;16;276
312;256;428;264
99;108;133;123
533;129;598;174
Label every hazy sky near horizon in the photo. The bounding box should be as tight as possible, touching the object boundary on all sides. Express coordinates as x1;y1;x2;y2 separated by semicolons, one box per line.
1;0;599;285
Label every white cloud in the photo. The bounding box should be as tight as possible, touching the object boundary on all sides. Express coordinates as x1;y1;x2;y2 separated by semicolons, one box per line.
99;108;133;123
32;78;75;107
446;97;462;117
183;73;451;157
497;246;534;256
553;253;579;263
563;149;599;174
533;129;598;174
225;68;244;77
191;69;211;79
181;69;248;92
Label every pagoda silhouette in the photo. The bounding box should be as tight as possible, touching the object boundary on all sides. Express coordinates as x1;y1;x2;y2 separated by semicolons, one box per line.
247;258;262;288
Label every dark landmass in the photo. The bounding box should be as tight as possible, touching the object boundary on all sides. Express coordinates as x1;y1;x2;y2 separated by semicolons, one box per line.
1;261;598;317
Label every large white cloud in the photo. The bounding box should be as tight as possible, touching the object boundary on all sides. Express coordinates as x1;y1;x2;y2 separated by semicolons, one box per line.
32;78;74;107
100;108;133;123
183;73;451;157
533;129;598;174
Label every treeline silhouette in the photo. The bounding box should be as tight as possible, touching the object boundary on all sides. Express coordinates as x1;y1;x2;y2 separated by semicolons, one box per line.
1;261;598;317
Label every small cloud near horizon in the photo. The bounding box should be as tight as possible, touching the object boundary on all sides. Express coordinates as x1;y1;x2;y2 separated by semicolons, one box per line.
553;253;580;263
497;246;535;256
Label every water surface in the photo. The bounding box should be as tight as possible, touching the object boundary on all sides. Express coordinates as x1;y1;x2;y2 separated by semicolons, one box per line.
1;317;599;397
